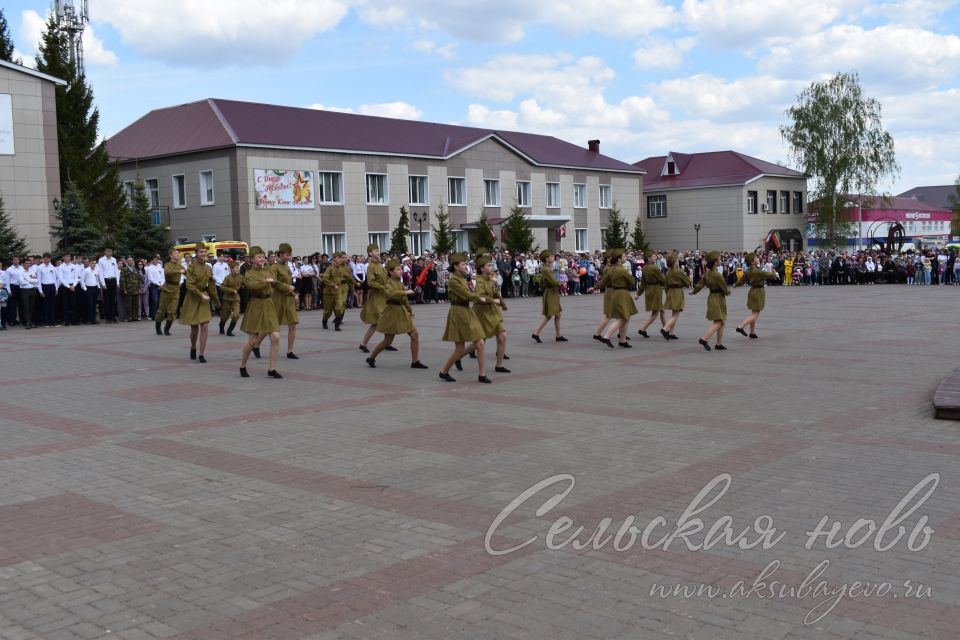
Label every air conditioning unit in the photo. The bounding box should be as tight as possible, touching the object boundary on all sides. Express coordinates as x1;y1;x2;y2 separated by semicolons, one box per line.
760;203;769;213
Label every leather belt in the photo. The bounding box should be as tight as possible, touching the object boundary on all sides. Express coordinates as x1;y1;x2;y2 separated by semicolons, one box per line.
450;300;469;307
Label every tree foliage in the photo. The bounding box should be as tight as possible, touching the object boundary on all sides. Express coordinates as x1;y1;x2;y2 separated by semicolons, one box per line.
50;181;101;257
0;9;18;63
780;72;900;249
629;214;650;253
502;202;535;255
0;192;28;258
390;206;410;256
469;209;497;254
431;204;455;255
949;177;960;237
602;202;629;250
121;176;171;258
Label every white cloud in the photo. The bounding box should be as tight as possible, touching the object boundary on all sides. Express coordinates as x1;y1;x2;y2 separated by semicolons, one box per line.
862;0;958;28
359;5;408;27
83;26;118;67
447;54;616;103
466;104;519;130
632;36;697;70
17;9;46;61
358;101;422;119
91;0;350;67
411;39;456;59
308;103;356;114
652;73;803;120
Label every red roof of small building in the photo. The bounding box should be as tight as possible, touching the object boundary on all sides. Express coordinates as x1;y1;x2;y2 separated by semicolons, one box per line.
634;150;806;190
837;195;951;213
106;98;643;174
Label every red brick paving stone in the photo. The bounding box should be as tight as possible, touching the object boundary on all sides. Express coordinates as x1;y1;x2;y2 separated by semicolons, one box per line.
0;401;113;437
622;380;739;399
808;389;931;432
0;494;162;566
0;438;96;461
834;434;960;458
103;381;237;403
369;421;557;456
2;363;185;387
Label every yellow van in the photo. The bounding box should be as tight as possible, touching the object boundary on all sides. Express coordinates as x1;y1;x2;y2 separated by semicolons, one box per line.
174;241;248;260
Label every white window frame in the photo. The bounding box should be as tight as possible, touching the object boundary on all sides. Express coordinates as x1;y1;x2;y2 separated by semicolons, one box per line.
199;171;214;206
451;230;468;252
123;180;135;206
408;175;428;206
366;173;388;205
546;182;560;209
747;190;757;214
318;172;343;204
780;191;790;214
410;231;431;257
793;191;803;214
321;232;346;256
483;179;501;207
573;183;586;209
448;177;466;206
171;174;186;209
516;181;531;207
575;228;588;252
647;194;667;218
368;231;390;253
766;190;777;214
145;178;160;210
599;185;612;209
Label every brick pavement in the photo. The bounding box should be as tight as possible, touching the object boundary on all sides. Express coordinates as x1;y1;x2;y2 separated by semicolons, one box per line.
0;284;958;639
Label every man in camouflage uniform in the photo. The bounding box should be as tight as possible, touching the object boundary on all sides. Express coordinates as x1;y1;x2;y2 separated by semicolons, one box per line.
120;257;141;322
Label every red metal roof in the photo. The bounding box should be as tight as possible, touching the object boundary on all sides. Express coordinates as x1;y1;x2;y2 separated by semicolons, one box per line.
635;150;806;190
106;98;643;173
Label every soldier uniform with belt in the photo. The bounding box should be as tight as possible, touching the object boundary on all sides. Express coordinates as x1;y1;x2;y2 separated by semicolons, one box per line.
364;259;428;370
218;263;244;336
240;246;284;378
474;255;510;373
598;248;637;348
636;250;666;338
661;253;692;340
592;250;614;341
735;253;780;339
179;243;220;362
154;248;183;336
359;244;389;353
531;249;565;343
256;243;299;359
691;251;731;351
439;253;495;383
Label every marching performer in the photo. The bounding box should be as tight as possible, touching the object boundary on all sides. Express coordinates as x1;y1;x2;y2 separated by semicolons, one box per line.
474;255;510;373
179;243;220;362
359;244;393;353
662;253;691;339
636;250;666;338
690;251;731;351
439;253;496;383
531;250;566;343
592;251;614;341
735;252;780;339
218;260;243;336
364;259;428;370
254;243;299;359
240;246;283;378
598;248;637;348
154;247;184;336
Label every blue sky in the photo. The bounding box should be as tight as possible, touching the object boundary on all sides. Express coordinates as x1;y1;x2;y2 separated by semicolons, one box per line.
5;0;960;196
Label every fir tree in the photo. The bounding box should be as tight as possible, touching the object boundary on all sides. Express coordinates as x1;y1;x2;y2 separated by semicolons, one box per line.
469;209;497;254
629;213;650;253
431;204;454;255
0;9;17;63
121;176;171;258
0;192;28;258
602;202;629;250
390;206;410;256
50;181;101;257
502;202;535;255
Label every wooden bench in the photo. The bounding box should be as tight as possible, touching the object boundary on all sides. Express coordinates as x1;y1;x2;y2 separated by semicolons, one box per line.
933;368;960;419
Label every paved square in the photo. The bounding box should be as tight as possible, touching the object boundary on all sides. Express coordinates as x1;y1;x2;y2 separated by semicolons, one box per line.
0;284;958;639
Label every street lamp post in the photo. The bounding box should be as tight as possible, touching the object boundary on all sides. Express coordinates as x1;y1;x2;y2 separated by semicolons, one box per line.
412;211;428;256
693;223;701;251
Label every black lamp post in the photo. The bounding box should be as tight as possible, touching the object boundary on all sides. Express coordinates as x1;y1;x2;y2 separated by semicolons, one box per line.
693;223;701;251
412;211;428;255
53;197;65;252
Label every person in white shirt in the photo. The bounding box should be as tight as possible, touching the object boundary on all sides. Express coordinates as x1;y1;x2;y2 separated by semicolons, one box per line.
0;263;7;330
350;256;366;308
36;253;60;326
145;255;165;319
211;254;230;311
79;257;101;324
3;256;24;327
97;248;120;322
20;256;40;329
298;258;316;310
57;252;81;325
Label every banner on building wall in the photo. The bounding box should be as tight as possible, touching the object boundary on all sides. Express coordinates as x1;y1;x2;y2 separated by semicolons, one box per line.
254;169;314;209
0;94;14;155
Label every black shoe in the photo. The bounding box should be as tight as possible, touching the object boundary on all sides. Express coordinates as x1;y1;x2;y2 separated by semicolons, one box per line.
660;328;669;339
478;375;492;384
322;319;328;329
749;333;759;339
240;367;249;378
668;334;679;340
736;327;748;337
715;345;727;351
252;347;261;359
618;341;632;348
592;334;602;341
411;361;428;369
190;349;196;360
385;345;398;351
698;338;712;352
267;370;283;379
531;333;542;343
468;351;477;359
495;366;511;373
638;329;649;338
555;336;567;342
503;354;510;360
219;324;225;335
334;325;342;331
365;357;376;368
439;372;456;382
155;322;162;336
198;355;207;363
163;321;172;335
601;337;615;349
359;345;370;353
455;359;463;371
287;352;299;359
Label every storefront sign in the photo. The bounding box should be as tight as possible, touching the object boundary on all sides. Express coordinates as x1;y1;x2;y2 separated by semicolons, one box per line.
905;212;931;220
254;169;314;209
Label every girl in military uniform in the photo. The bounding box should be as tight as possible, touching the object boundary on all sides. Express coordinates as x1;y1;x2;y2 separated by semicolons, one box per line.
592;251;614;341
218;261;243;336
253;243;299;359
690;251;731;351
599;248;638;348
240;246;283;378
154;248;184;336
662;253;692;340
636;250;666;338
359;244;390;353
179;244;220;362
531;250;566;343
734;253;780;339
364;259;428;370
439;253;496;383
475;256;510;373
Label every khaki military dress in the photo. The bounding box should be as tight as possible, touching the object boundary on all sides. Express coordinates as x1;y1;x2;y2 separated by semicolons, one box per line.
241;266;280;334
539;268;562;317
376;278;414;335
637;263;665;311
442;273;484;343
663;267;692;311
735;267;778;312
179;262;218;325
361;258;387;325
155;261;184;323
606;265;638;320
691;269;731;322
473;275;505;338
597;267;613;317
270;261;298;325
322;265;350;316
220;272;243;321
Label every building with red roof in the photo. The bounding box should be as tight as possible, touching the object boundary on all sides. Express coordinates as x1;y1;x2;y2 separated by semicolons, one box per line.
812;194;954;250
106;98;645;255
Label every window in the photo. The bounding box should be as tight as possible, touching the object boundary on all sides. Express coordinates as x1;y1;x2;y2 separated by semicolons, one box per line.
546;182;560;208
599;185;612;209
366;174;388;204
516;181;531;207
666;161;676;175
747;190;757;214
793;191;803;214
322;233;346;256
574;183;586;208
368;232;390;253
780;190;790;214
410;231;431;256
575;228;588;252
172;175;186;208
766;190;777;213
448;177;465;206
451;230;468;252
199;171;214;205
647;194;667;218
318;172;342;204
599;228;607;249
483;179;500;207
145;178;160;210
408;176;428;205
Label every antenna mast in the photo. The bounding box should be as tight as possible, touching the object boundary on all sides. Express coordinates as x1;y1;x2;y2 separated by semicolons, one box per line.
53;1;89;74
